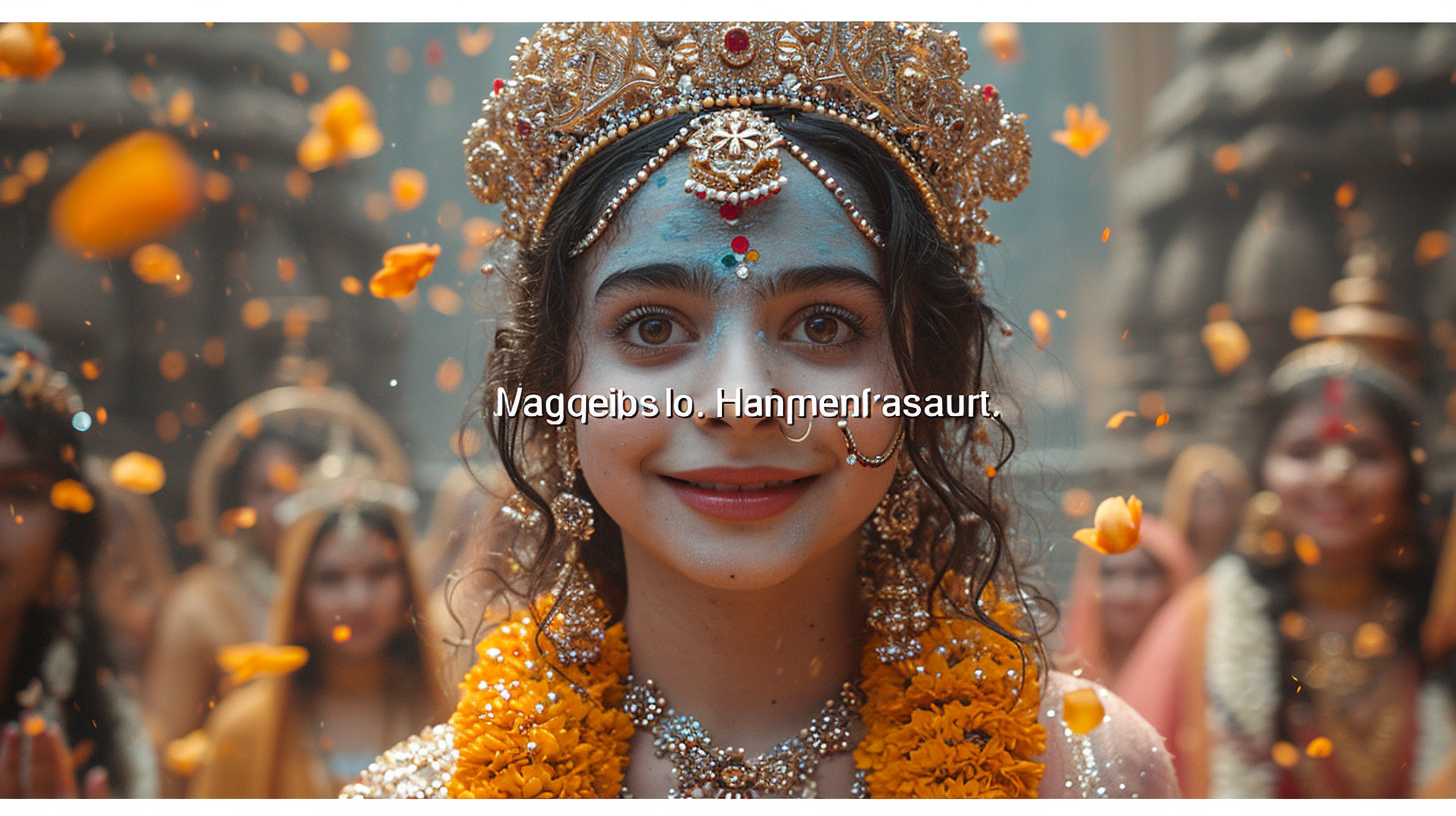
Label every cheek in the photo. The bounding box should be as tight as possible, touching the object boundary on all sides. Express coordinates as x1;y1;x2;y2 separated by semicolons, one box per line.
301;586;341;637
576;416;664;499
0;508;63;605
1359;461;1409;514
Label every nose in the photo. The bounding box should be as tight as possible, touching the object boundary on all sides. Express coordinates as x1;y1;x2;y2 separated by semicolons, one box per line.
692;323;778;437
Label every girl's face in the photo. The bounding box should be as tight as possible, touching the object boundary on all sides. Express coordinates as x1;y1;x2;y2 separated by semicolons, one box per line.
301;522;409;661
1262;391;1410;566
0;427;64;625
571;152;901;590
1098;549;1169;647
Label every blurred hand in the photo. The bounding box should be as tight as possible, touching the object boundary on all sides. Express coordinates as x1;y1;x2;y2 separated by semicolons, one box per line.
0;719;110;798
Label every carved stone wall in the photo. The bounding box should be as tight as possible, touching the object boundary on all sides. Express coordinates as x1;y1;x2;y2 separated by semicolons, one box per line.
1080;23;1456;503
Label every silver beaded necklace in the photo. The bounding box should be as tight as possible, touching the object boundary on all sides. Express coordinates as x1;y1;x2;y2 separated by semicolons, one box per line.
620;677;865;798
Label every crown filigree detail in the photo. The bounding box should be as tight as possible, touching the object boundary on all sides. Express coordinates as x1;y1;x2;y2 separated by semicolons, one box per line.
465;22;1031;262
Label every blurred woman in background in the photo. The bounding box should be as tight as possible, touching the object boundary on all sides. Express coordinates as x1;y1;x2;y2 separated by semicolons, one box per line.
1118;257;1456;797
0;322;155;798
1059;515;1197;687
188;475;446;797
1162;444;1252;573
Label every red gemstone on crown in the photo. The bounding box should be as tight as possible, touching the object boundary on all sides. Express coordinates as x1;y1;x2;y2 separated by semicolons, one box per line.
982;85;997;101
731;235;750;254
493;78;505;94
719;203;743;221
724;29;750;53
515;120;532;135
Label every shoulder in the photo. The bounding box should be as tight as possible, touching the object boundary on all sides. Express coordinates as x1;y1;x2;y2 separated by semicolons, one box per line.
1036;671;1179;798
340;723;457;799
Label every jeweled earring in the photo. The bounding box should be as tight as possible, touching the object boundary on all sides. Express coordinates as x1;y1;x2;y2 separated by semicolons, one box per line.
546;424;608;666
864;470;930;663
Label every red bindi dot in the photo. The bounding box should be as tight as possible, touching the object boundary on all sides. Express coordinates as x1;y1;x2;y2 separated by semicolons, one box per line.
731;236;750;254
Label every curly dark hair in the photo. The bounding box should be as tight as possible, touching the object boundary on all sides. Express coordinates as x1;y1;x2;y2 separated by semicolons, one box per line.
0;321;129;794
458;110;1049;668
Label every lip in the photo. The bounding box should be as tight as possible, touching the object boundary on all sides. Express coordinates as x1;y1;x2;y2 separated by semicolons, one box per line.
661;466;818;522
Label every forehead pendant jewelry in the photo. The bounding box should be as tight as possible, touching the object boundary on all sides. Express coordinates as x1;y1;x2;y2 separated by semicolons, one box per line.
684;108;787;213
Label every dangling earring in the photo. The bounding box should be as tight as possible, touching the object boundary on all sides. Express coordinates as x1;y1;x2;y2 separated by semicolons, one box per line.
864;467;930;663
546;424;608;666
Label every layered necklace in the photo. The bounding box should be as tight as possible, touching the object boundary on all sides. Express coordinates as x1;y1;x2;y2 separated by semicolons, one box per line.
621;677;862;798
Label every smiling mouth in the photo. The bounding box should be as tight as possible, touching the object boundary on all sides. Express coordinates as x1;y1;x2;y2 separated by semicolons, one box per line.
661;474;817;521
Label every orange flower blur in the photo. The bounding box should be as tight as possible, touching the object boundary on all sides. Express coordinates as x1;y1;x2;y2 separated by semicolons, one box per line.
1050;103;1111;159
163;730;211;778
218;643;309;684
370;243;441;298
978;23;1022;63
1061;688;1105;735
1201;319;1251;375
390;168;428;211
110;451;167;495
50;131;202;259
1073;495;1143;555
0;23;65;82
297;85;384;172
49;479;95;514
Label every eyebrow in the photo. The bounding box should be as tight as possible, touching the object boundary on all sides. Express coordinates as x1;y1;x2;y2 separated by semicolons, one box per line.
593;262;883;302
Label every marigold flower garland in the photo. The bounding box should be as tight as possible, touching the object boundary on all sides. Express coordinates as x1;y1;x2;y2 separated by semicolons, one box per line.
447;583;1045;798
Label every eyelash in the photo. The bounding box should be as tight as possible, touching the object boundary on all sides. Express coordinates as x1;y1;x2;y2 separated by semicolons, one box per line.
790;304;869;348
606;302;871;353
609;306;691;354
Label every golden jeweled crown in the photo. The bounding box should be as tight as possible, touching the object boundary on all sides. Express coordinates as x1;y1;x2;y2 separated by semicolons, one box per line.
465;22;1031;263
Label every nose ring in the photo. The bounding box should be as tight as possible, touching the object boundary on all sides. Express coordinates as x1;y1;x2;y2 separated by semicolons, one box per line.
771;388;812;443
837;419;905;468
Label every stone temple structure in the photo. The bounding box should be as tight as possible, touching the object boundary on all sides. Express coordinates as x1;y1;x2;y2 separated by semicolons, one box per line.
1079;23;1456;504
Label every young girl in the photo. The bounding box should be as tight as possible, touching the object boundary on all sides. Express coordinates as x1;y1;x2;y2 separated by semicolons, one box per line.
350;22;1176;798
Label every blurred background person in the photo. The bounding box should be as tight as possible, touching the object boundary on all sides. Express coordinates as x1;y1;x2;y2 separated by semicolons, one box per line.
1162;444;1252;572
1117;256;1456;797
187;459;444;797
0;322;155;798
1058;514;1198;686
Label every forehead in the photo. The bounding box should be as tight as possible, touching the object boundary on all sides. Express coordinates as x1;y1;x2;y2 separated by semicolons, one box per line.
1274;391;1398;440
579;150;880;290
311;525;400;567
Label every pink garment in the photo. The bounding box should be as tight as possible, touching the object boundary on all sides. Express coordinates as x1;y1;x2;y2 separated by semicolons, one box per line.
1059;515;1198;688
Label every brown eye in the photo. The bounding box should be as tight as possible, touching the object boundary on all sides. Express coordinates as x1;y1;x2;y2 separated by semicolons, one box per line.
637;317;672;345
803;315;840;344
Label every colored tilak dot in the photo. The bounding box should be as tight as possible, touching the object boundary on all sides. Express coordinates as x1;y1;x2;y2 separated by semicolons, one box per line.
731;235;750;254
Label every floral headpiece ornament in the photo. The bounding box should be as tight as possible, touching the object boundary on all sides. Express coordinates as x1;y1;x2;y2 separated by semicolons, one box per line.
465;22;1032;280
0;350;88;427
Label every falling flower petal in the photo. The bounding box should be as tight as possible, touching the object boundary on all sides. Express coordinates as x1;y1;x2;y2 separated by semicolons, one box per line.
81;360;100;380
219;506;257;535
1213;143;1241;174
1289;306;1322;340
164;730;210;778
1353;621;1393;659
457;24;493;57
1029;309;1052;349
328;48;350;73
1201;319;1251;374
1366;67;1399;98
1415;230;1450;268
0;23;65;82
131;243;185;285
297;86;383;172
1051;103;1110;159
1073;495;1142;555
18;150;48;185
436;357;464;393
340;275;363;295
1062;688;1105;735
1334;181;1357;210
427;284;462;316
390;168;428;212
50;131;202;258
217;642;308;684
1305;736;1333;758
1293;533;1321;565
1061;488;1094;519
49;479;95;514
110;451;166;494
985;465;998;479
22;712;46;736
977;23;1022;63
1101;227;1110;243
1105;410;1137;430
332;625;352;643
1271;741;1300;768
370;242;440;298
1155;413;1170;427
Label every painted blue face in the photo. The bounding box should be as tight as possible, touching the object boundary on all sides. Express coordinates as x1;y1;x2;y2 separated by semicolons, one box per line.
569;150;905;592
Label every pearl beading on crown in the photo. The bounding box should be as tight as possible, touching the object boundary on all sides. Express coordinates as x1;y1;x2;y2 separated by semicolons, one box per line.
465;22;1032;269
